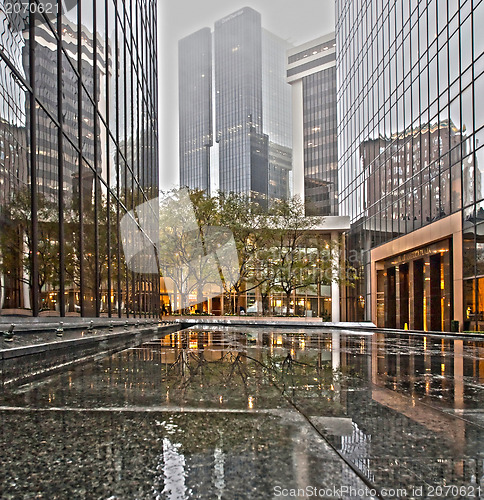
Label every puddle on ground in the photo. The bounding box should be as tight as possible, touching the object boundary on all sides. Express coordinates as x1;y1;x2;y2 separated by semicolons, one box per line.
1;327;484;499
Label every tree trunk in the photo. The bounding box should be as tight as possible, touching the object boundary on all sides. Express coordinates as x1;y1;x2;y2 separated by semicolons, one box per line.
261;294;269;316
285;291;291;316
197;287;204;312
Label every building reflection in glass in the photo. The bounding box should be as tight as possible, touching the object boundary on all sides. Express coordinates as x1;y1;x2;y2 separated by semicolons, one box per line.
0;0;159;317
337;0;484;330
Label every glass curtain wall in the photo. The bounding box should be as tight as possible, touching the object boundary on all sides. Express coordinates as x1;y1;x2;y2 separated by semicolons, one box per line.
303;66;338;216
0;0;159;317
337;0;483;326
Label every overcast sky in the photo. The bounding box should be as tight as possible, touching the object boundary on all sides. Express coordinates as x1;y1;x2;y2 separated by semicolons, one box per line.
158;0;335;191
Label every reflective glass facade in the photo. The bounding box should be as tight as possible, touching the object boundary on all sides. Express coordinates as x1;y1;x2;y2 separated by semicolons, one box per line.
214;7;268;203
0;0;159;317
178;28;212;192
262;29;292;202
287;35;339;216
179;7;292;206
302;67;338;216
337;0;484;330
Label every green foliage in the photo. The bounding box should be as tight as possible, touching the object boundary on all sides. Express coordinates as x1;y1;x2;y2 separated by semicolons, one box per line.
185;190;356;316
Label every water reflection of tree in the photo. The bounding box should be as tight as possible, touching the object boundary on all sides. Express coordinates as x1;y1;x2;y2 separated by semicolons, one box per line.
163;333;346;416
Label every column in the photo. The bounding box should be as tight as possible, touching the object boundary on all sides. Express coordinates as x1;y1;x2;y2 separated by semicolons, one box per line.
442;248;452;331
424;255;431;331
399;263;410;329
385;267;396;328
430;254;442;331
412;259;424;330
331;231;340;323
395;265;401;326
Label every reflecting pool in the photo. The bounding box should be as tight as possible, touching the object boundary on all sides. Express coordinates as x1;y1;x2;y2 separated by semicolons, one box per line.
1;327;484;499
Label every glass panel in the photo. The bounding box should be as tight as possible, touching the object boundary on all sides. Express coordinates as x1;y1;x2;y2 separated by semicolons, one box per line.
62;0;78;64
64;140;80;314
62;53;79;147
461;16;473;72
463;153;475;207
81;159;96;315
36;110;60;314
476;146;484;202
464;278;476;328
474;0;484;64
35;19;58;117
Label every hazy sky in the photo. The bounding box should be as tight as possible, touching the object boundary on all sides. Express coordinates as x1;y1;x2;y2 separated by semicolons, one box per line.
158;0;335;191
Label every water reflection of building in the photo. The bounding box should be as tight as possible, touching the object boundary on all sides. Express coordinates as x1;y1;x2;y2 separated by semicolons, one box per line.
0;0;159;317
337;0;484;331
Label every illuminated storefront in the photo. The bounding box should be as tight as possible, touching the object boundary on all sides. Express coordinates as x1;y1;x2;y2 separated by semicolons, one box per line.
374;240;452;331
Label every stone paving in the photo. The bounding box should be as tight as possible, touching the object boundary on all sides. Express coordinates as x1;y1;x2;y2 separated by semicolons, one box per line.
1;326;484;499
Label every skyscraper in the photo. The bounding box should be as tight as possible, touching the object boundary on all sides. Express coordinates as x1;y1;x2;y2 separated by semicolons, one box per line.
178;28;212;192
287;34;338;216
337;0;484;332
178;7;292;204
0;0;159;317
263;30;293;203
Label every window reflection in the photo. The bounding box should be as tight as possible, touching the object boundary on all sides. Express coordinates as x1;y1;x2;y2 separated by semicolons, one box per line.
0;0;159;317
338;0;484;324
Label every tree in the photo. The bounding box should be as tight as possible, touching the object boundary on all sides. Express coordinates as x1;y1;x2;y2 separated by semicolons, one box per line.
157;189;228;314
216;191;274;314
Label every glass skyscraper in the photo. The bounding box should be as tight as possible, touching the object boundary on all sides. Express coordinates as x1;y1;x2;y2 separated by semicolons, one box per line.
262;29;293;202
337;0;484;331
178;28;212;192
178;7;292;205
0;0;159;317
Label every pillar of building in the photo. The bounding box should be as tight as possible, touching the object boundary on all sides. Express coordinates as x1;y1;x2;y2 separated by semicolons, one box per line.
411;259;425;331
395;265;401;327
442;249;452;332
331;231;340;323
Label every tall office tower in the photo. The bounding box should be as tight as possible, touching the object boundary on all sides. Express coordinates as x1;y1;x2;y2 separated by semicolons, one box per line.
287;34;338;216
178;28;212;192
262;30;293;202
178;7;292;205
0;0;159;318
214;7;268;205
336;0;484;332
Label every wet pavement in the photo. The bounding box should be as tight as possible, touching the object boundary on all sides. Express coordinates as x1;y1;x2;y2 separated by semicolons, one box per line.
1;326;484;499
0;319;165;349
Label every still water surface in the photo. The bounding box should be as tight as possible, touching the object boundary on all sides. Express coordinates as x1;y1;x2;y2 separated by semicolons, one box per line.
1;327;484;499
